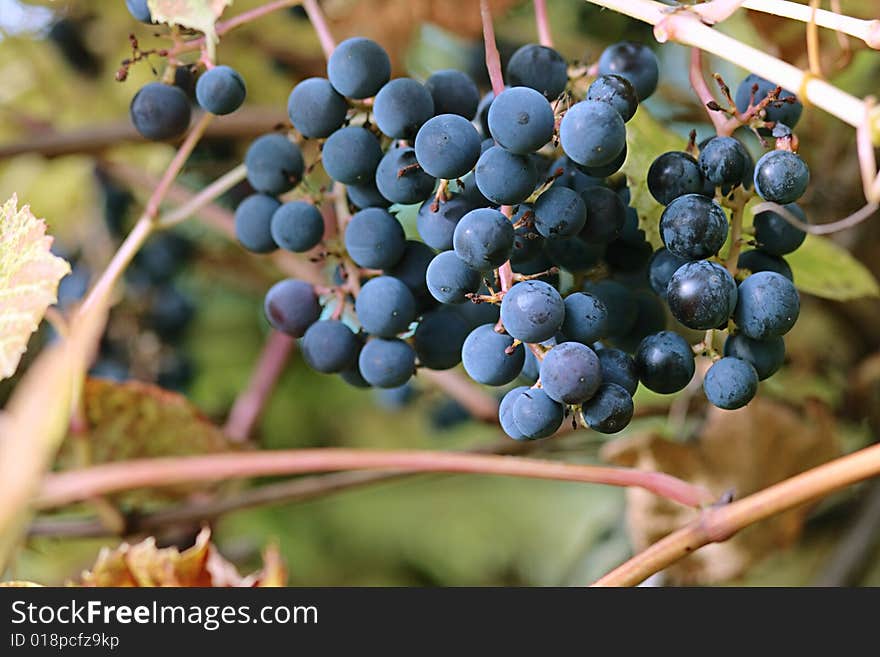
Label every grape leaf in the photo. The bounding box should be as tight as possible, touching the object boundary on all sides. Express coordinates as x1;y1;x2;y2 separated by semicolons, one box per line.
785;234;880;300
60;377;233;467
620;110;686;248
0;194;70;381
74;528;287;587
148;0;233;60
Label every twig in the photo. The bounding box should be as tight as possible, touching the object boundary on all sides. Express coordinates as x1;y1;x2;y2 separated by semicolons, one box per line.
739;0;880;50
419;369;500;423
37;449;716;510
752;200;879;235
302;0;336;60
689;48;726;134
224;331;296;443
158;163;247;228
593;442;880;586
534;0;553;48
806;0;822;78
480;0;506;98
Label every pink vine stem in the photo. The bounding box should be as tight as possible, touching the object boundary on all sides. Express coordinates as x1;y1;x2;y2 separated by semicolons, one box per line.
689;48;727;134
534;0;553;48
302;0;336;60
37;449;716;510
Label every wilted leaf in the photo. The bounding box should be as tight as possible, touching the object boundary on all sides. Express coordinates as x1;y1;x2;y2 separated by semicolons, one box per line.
785;233;880;300
620;111;685;248
60;378;233;467
602;397;839;584
0;194;70;380
148;0;233;60
75;527;286;587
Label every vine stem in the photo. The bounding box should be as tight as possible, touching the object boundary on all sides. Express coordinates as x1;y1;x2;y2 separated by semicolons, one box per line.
581;0;876;135
36;450;716;510
752;200;879;235
78;113;214;317
534;0;553;48
593;442;880;586
688;48;726;134
158;163;247;228
302;0;336;59
223;331;296;443
737;0;880;49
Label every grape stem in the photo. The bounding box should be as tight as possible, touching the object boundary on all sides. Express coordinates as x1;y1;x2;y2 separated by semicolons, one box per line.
36;449;717;510
302;0;336;60
594;441;880;586
736;0;880;49
224;331;297;443
534;0;554;48
688;48;727;134
158;163;247;228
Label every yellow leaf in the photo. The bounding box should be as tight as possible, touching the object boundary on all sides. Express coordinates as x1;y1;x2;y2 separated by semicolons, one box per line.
0;194;70;380
148;0;234;60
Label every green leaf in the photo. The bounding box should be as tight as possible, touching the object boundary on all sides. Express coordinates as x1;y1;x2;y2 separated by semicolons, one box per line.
785;234;880;300
148;0;233;60
0;195;70;380
620;109;686;249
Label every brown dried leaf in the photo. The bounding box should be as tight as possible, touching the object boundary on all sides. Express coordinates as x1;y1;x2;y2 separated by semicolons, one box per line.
0;194;70;380
602;397;839;584
75;527;287;587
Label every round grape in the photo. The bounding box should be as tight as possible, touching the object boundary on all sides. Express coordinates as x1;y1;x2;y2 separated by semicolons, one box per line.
474;146;538;205
452;207;514;271
581;383;634;434
344;207;406;269
597;41;659;100
753;203;808;255
648;248;688;299
327;37;391;99
660;194;729;260
358;338;415;388
499;386;530;439
647;151;709;206
754;150;810;204
322;126;383;185
560;292;607;345
264;279;320;337
724;333;784;380
737;249;793;281
506;44;568;99
425;69;480;119
698;136;749;188
635;331;695;394
461;324;525;386
414;114;481;180
580;186;627;244
347;181;391;210
500;280;565;344
234;194;279;254
375;145;436;205
540;342;601;404
130;82;191;141
597;348;638;395
734;74;802;132
245;133;304;195
488;87;555;155
126;0;152;22
583;279;637;338
426;251;482;304
287;77;348;138
733;271;800;339
373;78;435;140
413;307;469;370
704;356;759;410
270;201;324;253
560;100;626;168
195;65;246;115
301;320;360;373
533;186;587;239
388;240;434;297
355;275;416;337
512;388;564;439
666;260;738;330
417;196;472;252
587;74;638;122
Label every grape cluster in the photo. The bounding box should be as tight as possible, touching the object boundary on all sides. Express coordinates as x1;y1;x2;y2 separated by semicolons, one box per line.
177;29;809;439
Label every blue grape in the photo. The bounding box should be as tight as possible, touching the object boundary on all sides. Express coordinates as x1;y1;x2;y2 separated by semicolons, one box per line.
580;186;627;243
543;236;604;272
735;74;802;132
147;285;194;340
666;260;738;330
413;307;469;370
195;65;246;115
597;348;638;395
327;37;390;99
373;78;435;140
660;194;729;260
358;338;415;388
648;248;687;298
344;207;406;269
245;133;304;195
126;0;152;22
597;41;659;100
512;388;564;439
704;356;758;410
425;69;480;119
560;100;626;168
533;186;587;238
753;203;807;255
634;331;695;394
270;201;324;252
561;292;607;344
647;151;709;205
754;150;810;204
414;114;481;179
500;280;565;344
452;207;514;271
130;82;191;141
301;320;360;373
581;383;634;434
264;279;320;337
540;342;601;404
347;181;391;210
375;145;436;205
698;136;749;188
734;271;800;339
474;146;538;205
288;77;348;138
580;143;628;178
737;249;793;280
235;194;279;253
417;196;472;251
488;87;555;155
499;387;530;439
426;251;482;304
388;240;434;296
583;279;637;337
615;289;668;353
355;275;416;337
322;126;383;185
506;44;568;100
461;324;525;386
724;333;785;380
587;74;638;122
